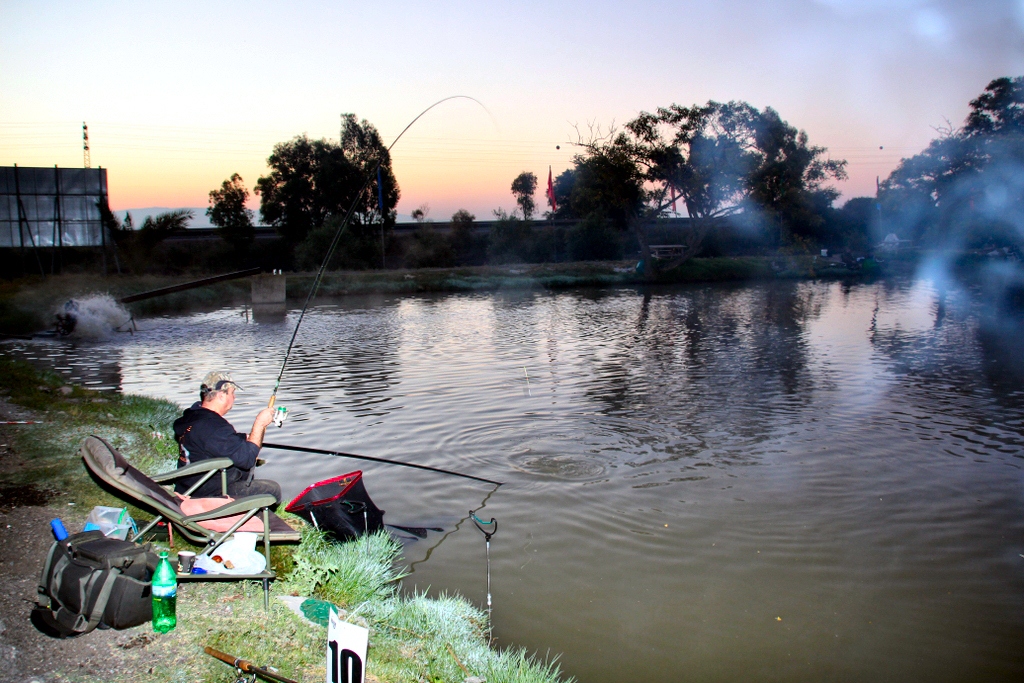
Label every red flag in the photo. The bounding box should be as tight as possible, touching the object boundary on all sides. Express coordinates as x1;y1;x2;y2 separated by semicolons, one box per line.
669;182;677;213
547;166;558;212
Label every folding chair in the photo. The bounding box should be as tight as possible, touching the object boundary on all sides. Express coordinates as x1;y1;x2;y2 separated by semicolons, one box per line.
80;435;300;609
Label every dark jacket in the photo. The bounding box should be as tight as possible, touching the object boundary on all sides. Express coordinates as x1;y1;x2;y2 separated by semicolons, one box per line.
173;402;260;497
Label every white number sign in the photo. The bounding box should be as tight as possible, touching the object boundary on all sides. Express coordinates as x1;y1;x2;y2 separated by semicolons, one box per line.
326;608;368;683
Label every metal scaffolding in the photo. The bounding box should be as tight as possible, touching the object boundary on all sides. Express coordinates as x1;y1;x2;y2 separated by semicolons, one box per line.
0;165;110;249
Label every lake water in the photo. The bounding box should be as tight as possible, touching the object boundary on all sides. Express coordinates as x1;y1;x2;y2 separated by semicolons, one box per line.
6;277;1024;682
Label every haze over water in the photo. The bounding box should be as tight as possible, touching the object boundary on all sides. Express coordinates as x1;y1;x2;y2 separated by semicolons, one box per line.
7;278;1024;681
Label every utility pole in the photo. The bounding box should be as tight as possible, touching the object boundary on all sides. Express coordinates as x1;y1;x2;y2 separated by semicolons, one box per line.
83;122;91;168
876;176;883;229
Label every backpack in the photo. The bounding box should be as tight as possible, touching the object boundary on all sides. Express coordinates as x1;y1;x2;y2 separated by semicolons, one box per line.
32;530;158;638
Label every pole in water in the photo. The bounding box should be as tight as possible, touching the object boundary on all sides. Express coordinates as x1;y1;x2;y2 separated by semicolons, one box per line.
472;512;497;643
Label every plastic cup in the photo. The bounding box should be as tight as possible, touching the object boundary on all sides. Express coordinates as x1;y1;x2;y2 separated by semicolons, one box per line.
176;551;196;573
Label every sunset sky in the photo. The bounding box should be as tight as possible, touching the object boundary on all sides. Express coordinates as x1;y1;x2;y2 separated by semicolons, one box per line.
2;1;1023;223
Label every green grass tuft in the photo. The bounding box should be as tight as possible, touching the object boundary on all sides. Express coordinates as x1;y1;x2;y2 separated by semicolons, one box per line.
283;527;407;607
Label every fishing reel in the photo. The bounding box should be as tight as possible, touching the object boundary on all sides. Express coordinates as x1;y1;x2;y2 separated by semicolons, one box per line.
272;405;288;428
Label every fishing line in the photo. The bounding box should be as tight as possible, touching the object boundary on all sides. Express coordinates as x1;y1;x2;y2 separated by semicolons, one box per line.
268;95;493;408
407;483;500;573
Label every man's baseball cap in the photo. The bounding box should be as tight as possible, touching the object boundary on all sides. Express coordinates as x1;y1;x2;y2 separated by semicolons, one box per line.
200;371;243;393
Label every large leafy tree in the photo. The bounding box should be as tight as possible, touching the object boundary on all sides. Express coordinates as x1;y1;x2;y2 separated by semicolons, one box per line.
255;115;399;248
563;100;844;272
207;173;255;250
880;76;1024;250
630;101;761;262
746;107;848;246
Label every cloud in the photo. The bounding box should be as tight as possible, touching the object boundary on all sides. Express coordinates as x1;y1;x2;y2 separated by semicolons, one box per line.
913;7;953;44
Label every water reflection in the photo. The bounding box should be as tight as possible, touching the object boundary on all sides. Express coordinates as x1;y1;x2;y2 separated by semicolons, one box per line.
3;278;1023;682
283;299;403;420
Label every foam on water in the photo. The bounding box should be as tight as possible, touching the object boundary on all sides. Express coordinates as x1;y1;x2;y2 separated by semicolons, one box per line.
57;294;132;339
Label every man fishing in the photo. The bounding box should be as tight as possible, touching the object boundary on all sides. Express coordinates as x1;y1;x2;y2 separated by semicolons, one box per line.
173;371;282;504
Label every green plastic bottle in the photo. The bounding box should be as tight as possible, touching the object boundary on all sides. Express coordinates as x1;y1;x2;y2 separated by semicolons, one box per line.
151;550;177;633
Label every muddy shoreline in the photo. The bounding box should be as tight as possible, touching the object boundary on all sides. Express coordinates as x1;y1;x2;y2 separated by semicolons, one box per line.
0;398;147;683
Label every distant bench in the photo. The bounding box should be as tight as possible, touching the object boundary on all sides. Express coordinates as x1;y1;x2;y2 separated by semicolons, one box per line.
649;244;687;259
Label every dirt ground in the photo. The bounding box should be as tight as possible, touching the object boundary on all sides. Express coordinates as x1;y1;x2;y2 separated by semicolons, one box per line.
0;400;159;683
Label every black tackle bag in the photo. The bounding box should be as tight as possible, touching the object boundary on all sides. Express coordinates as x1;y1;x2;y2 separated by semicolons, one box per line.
32;530;158;638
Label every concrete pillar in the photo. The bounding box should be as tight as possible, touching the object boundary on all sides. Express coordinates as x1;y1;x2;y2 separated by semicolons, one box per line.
251;273;286;304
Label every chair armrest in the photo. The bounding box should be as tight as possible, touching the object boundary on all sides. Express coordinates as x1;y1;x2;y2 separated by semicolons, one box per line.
182;494;277;522
152;458;234;482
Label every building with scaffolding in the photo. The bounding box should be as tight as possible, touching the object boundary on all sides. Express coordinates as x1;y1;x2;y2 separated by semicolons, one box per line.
0;165;112;274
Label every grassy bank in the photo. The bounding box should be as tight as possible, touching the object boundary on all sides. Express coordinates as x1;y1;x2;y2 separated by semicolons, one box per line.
0;256;897;336
0;355;568;683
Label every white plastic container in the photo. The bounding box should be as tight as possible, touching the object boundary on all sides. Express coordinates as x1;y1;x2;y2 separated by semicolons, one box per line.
83;505;133;540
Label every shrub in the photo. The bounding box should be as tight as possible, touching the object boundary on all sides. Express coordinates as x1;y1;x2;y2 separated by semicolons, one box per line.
488;213;535;263
294;216;391;271
566;215;622;261
404;226;457;268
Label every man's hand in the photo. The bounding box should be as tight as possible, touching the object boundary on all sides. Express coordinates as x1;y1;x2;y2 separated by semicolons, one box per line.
248;408;275;447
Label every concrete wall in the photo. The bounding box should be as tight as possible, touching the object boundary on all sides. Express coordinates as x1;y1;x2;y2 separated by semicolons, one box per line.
251;273;286;304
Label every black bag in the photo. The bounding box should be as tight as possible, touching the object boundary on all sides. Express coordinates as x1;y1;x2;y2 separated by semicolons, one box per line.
32;530;158;638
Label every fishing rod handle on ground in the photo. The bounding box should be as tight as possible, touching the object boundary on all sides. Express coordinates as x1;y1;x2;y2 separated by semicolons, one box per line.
204;646;299;683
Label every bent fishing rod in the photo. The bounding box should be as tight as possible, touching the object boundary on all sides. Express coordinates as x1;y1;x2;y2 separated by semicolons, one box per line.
262;441;503;486
267;95;489;410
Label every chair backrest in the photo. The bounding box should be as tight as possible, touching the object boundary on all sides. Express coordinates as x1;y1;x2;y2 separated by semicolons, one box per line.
81;436;184;517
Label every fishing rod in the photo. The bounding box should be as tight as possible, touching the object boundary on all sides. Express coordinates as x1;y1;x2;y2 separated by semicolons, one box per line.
267;95;490;410
262;441;503;486
204;646;298;683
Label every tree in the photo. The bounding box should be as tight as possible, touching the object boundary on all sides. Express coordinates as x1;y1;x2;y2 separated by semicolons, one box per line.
880;76;1024;251
511;172;538;219
745;107;848;246
565;101;845;273
566;103;755;271
567;140;647;231
633;101;760;262
137;209;192;251
255;114;400;250
105;209;192;273
566;214;623;261
449;209;478;262
207;173;255;250
834;196;878;250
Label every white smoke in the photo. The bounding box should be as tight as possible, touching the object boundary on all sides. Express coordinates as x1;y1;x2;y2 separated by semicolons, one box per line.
56;294;132;339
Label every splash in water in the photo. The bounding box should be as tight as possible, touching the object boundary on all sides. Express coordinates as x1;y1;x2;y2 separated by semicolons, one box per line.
54;294;132;339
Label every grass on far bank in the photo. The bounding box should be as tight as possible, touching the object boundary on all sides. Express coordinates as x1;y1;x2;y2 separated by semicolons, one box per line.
0;354;569;683
0;264;639;336
0;255;895;336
